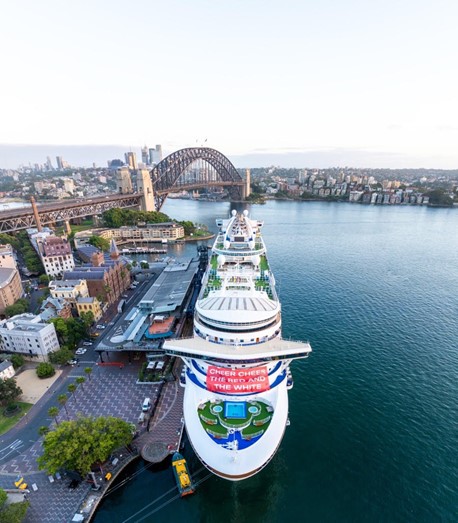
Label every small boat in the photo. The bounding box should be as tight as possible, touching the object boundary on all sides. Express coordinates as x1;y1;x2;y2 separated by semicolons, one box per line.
172;452;195;497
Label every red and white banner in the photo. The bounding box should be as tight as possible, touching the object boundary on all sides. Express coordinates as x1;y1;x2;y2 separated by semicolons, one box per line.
206;365;270;394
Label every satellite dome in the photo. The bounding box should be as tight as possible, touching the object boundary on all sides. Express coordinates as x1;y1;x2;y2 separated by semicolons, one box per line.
217;255;226;266
252;255;260;266
231;210;237;216
243;210;249;216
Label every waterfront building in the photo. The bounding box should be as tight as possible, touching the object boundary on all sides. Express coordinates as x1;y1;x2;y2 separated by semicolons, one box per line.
0;313;60;362
0;268;24;316
38;236;75;278
141;146;149;165
73;223;185;248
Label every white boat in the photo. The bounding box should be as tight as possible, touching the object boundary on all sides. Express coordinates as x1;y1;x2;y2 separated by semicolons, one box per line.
164;210;312;481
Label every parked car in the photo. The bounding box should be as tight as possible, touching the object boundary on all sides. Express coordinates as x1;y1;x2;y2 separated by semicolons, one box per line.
67;359;79;366
75;348;87;355
82;342;93;346
96;325;106;330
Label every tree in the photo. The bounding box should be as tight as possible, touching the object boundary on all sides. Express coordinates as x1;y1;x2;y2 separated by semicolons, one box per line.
37;416;134;476
38;426;49;437
425;189;453;206
140;261;149;269
79;311;94;329
10;354;24;369
76;376;86;391
58;394;69;419
0;499;30;522
36;362;55;379
84;367;93;381
4;299;29;318
38;274;50;285
0;488;7;508
48;347;74;365
48;406;59;425
0;378;22;407
88;235;110;252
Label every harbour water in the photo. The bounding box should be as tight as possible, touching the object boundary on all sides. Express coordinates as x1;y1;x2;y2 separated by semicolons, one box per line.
94;200;458;523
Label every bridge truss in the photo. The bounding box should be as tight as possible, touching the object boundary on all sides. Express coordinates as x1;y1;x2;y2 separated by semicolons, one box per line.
151;147;244;210
0;194;141;233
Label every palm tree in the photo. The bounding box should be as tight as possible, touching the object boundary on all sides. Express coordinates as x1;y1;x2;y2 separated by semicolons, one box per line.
38;426;49;437
58;394;69;419
76;376;85;391
67;383;77;407
48;406;59;426
84;367;93;381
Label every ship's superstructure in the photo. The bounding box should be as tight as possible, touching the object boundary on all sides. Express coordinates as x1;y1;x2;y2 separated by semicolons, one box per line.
164;210;311;480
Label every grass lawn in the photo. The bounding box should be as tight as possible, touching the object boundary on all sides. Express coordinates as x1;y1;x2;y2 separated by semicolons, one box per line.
0;402;33;435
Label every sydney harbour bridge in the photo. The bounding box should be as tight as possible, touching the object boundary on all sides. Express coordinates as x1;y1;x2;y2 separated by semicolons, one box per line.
0;148;250;233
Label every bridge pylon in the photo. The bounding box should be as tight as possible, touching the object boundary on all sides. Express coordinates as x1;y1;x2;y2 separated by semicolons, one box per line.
136;169;155;212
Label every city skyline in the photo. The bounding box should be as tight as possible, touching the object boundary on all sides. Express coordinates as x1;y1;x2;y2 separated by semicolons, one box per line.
2;1;458;168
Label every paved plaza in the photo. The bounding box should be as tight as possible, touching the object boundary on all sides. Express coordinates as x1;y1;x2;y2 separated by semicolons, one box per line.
0;363;174;523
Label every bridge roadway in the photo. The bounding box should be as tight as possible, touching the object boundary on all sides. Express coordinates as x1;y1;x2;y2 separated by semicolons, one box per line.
0;193;142;233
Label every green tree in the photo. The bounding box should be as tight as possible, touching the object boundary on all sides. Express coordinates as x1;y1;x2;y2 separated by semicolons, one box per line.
76;376;86;391
0;378;22;407
0;500;30;523
48;406;59;425
48;347;74;365
425;189;453;206
36;362;55;379
10;354;24;369
131;260;138;267
88;235;110;252
58;394;69;419
37;416;134;476
0;488;7;508
179;220;195;236
84;367;93;381
4;299;29;318
38;426;49;437
140;261;149;269
80;311;95;329
38;274;50;285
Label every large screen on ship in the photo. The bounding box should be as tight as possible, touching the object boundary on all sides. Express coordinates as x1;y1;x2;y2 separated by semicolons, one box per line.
206;366;270;394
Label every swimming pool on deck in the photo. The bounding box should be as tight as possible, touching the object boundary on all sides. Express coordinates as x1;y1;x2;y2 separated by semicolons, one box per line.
224;401;247;419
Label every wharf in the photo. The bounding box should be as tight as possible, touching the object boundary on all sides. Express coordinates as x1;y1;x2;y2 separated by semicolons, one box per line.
136;358;185;463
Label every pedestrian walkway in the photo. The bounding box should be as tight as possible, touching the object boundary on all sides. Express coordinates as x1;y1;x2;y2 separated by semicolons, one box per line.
138;360;185;463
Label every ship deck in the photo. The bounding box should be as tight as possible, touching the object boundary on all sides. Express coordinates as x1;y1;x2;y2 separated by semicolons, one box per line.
164;336;311;363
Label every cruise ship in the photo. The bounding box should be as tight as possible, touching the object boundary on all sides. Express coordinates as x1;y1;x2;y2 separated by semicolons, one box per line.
164;210;312;480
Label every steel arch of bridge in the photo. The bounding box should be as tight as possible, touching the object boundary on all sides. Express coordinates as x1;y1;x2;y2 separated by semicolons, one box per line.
151;147;244;210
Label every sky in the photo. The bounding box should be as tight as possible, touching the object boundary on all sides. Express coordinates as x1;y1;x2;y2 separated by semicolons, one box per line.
1;0;458;169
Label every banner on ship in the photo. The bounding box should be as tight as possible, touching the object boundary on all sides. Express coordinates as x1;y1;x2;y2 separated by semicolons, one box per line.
206;365;270;394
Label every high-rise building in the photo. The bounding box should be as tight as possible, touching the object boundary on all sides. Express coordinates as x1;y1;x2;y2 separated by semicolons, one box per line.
116;167;133;194
125;151;138;170
141;146;149;165
45;156;54;171
148;145;163;165
56;156;64;169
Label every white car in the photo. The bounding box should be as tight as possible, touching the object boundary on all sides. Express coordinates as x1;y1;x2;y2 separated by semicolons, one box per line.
82;342;93;347
96;325;106;330
75;348;87;355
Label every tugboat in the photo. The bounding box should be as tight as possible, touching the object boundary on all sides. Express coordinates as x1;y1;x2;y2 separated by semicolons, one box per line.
172;452;195;497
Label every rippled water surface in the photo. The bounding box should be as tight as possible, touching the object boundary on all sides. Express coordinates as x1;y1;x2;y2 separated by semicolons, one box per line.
95;200;458;523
